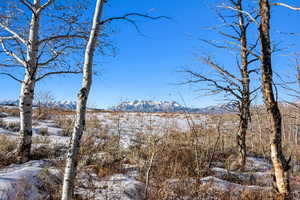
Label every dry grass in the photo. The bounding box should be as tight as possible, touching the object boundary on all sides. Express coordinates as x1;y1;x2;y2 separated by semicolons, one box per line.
32;136;51;144
39;127;48;136
0;135;17;167
0;106;19;117
54;115;75;136
33;107;75;120
0;105;299;199
36;168;63;200
0;120;21;132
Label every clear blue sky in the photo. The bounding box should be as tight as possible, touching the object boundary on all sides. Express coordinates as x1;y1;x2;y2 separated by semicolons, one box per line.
0;0;299;108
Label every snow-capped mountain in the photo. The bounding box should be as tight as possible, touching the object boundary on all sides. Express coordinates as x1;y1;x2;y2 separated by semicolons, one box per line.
0;99;19;106
112;100;188;112
37;100;77;110
111;100;237;114
198;102;239;114
0;99;77;110
0;99;239;113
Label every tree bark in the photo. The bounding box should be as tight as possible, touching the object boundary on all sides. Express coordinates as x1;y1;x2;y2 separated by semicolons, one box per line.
259;0;290;197
61;0;104;199
17;73;36;163
16;0;40;163
237;104;249;169
236;0;250;170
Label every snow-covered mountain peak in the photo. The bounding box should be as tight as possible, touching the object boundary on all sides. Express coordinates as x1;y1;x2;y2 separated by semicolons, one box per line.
0;99;76;110
111;100;237;114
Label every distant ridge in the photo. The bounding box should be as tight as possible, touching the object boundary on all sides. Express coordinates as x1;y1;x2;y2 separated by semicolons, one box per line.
0;99;77;110
111;100;238;114
0;99;241;113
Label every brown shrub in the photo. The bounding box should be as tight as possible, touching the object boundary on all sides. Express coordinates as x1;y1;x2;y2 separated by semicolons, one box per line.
54;115;74;136
0;135;17;167
0;106;19;117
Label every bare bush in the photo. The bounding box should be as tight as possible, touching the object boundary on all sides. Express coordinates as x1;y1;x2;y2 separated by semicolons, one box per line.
0;135;17;167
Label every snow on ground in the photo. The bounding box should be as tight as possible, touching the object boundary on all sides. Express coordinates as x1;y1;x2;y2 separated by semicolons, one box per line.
0;128;17;138
89;112;220;148
1;108;292;200
76;173;145;200
0;108;237;148
0;160;53;200
211;166;273;187
0;114;69;146
0;156;144;200
162;175;273;200
94;111;209;133
0;109;214;149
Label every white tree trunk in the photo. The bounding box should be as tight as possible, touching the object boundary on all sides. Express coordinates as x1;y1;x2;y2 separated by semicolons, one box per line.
17;74;36;163
17;0;40;163
61;0;104;199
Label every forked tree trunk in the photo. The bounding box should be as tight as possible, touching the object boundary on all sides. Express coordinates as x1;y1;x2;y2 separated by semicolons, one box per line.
259;0;290;197
61;0;104;199
16;1;40;163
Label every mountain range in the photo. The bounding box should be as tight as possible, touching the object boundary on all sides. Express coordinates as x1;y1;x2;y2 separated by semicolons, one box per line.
111;100;238;114
0;99;77;110
0;99;238;114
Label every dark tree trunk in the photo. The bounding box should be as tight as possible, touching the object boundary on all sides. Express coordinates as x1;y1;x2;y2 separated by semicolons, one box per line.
259;0;290;197
236;0;250;170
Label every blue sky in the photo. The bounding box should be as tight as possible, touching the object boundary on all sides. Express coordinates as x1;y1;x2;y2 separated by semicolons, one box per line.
0;0;300;108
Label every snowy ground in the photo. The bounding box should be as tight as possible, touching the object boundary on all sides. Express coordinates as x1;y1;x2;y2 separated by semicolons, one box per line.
0;107;299;200
0;108;222;147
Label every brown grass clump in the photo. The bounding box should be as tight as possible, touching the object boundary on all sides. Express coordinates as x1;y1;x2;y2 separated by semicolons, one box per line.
39;127;48;136
0;135;17;167
35;168;64;200
0;104;298;199
54;115;74;136
0;121;21;132
34;107;52;120
128;128;229;199
0;106;19;117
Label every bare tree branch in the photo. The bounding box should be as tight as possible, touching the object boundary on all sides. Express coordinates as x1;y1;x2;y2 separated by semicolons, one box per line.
200;39;260;59
20;0;33;6
0;23;27;45
219;31;240;41
38;34;88;45
19;0;36;14
217;13;241;37
101;13;170;25
0;36;17;40
183;69;242;100
219;4;260;26
203;57;242;83
100;13;170;35
0;40;26;66
248;58;259;65
226;40;260;58
272;2;300;10
38;45;78;66
37;0;55;13
36;70;82;82
0;72;22;83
